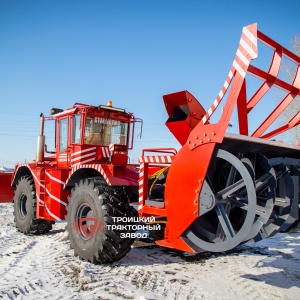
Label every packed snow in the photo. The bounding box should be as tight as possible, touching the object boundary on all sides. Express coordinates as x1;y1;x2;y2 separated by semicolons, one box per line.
0;203;299;300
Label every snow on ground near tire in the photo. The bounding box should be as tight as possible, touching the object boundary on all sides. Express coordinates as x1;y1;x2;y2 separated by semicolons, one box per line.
0;203;299;300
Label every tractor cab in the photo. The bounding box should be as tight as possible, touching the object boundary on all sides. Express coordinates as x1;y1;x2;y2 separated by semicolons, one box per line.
37;101;141;171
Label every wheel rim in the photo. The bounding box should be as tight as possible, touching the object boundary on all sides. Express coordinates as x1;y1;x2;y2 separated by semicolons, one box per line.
183;149;257;252
18;193;27;219
242;153;276;243
258;163;296;238
75;203;96;240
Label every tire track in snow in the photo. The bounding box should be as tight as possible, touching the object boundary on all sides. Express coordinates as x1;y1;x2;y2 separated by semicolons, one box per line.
99;247;210;300
0;234;78;299
122;266;203;300
223;255;287;300
61;246;208;300
0;230;28;261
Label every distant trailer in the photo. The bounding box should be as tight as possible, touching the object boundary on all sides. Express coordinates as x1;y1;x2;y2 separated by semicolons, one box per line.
0;172;14;203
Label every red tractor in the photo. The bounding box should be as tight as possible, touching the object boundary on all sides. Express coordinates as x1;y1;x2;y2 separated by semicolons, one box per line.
0;23;299;263
4;101;142;263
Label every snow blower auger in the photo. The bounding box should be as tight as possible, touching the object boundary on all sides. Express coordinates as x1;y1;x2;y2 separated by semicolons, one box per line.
138;23;300;254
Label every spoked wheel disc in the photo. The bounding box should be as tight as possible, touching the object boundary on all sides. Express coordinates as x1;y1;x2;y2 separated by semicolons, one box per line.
287;165;300;230
268;158;300;232
270;163;296;233
252;163;295;241
182;149;256;252
241;153;276;244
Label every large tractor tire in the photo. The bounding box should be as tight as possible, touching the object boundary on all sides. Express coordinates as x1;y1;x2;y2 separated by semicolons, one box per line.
66;178;137;264
13;176;52;234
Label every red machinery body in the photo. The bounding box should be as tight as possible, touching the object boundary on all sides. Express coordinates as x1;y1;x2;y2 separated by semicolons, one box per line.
138;23;300;253
0;172;14;203
0;23;299;262
1;102;141;221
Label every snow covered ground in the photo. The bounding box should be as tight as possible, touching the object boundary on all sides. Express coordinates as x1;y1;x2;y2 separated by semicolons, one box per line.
0;203;299;300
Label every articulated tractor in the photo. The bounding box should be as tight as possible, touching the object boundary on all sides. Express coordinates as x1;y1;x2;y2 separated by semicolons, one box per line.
0;23;299;263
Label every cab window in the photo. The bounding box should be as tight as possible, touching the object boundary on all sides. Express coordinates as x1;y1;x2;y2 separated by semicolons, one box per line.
72;114;81;143
59;118;68;153
84;117;128;146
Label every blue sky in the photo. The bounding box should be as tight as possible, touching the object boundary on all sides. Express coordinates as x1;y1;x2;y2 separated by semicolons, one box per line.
0;0;299;167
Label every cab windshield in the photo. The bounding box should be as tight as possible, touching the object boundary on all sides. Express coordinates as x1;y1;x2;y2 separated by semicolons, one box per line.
84;116;128;146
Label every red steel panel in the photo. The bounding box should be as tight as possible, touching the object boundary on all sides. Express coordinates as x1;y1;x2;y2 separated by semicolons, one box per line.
163;143;216;251
0;173;14;203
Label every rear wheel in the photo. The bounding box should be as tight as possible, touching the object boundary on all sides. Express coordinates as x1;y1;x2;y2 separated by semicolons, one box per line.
13;176;52;234
66;178;137;263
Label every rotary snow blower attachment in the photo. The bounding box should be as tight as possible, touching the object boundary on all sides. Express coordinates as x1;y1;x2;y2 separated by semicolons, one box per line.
138;23;300;254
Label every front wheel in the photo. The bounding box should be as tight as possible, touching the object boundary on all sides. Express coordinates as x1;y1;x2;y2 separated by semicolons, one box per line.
13;176;52;234
66;178;137;263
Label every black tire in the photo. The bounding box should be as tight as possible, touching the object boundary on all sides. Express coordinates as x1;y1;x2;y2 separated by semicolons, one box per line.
13;176;52;234
66;178;137;264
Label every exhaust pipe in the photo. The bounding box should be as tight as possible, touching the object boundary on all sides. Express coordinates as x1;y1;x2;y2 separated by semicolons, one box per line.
36;113;45;163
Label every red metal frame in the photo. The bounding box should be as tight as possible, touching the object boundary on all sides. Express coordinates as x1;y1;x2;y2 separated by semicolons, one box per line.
0;172;14;203
138;148;177;212
139;23;300;252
